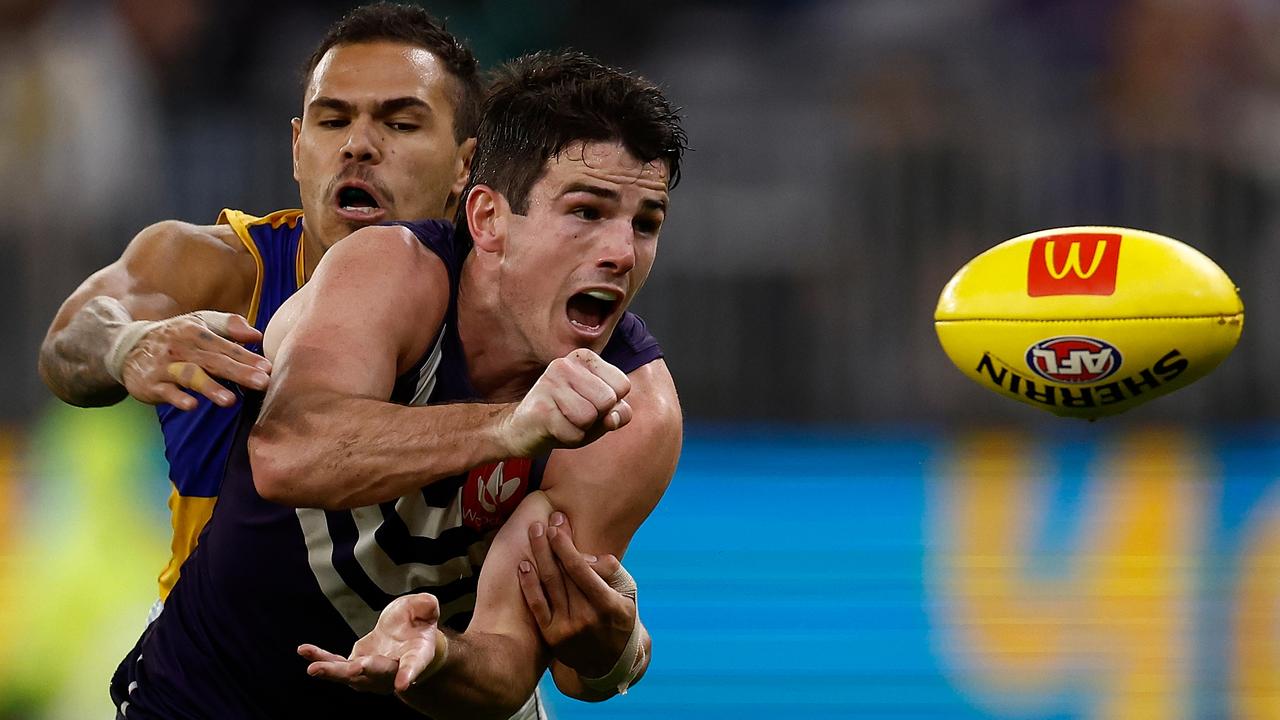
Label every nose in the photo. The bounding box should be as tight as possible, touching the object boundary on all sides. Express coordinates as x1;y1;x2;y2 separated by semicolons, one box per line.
340;118;383;164
596;220;636;275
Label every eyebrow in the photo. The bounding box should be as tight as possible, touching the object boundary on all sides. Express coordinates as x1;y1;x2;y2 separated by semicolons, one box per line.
308;96;432;117
560;182;668;213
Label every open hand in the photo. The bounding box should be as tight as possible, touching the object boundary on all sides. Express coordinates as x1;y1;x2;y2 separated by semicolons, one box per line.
298;593;444;694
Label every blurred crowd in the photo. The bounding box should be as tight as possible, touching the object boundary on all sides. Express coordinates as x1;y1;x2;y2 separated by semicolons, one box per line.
5;0;1280;424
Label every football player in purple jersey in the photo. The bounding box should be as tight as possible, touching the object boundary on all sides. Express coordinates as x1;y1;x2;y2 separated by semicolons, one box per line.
268;52;687;716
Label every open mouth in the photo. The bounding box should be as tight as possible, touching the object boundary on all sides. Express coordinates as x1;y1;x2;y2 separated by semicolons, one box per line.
567;289;621;333
335;185;383;218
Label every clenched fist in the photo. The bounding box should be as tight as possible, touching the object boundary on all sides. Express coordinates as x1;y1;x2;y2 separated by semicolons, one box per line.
500;348;633;457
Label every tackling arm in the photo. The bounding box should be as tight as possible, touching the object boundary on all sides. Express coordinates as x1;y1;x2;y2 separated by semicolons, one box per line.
250;226;635;511
248;224;511;509
38;220;267;408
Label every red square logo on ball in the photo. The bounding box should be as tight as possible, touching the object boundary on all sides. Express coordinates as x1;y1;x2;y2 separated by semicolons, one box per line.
1027;233;1122;296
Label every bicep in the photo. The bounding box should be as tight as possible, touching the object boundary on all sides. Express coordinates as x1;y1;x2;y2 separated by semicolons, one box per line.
265;227;448;404
46;220;245;335
542;360;682;558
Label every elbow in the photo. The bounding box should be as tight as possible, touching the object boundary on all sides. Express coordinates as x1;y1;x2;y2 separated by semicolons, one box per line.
249;418;355;510
37;343;124;408
35;350;70;404
249;420;308;506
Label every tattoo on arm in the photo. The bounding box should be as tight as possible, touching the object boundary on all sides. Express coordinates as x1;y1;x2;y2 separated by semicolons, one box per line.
39;296;134;407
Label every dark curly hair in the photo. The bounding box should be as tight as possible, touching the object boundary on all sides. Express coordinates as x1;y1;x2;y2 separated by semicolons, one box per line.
461;50;687;226
302;2;482;143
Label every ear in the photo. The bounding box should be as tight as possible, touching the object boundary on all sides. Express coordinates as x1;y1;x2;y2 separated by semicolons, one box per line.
444;137;477;218
291;117;303;183
465;184;508;254
452;138;477;199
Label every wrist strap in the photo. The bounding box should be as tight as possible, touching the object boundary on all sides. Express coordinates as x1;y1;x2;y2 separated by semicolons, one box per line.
105;320;160;384
417;628;450;683
604;564;637;599
578;619;644;695
579;564;643;694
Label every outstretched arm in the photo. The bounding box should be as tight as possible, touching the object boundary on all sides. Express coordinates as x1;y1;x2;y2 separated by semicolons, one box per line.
300;491;557;720
38;220;269;408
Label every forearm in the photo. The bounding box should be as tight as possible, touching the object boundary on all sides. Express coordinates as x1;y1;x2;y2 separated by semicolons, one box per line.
252;394;519;509
397;630;545;720
38;296;134;407
550;620;651;702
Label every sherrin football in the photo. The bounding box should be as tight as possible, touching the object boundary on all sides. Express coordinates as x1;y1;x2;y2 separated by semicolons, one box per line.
934;226;1243;419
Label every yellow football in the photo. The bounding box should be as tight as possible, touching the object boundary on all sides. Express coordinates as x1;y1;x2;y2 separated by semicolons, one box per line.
934;226;1243;419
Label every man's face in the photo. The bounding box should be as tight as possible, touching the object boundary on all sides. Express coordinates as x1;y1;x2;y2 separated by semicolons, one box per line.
293;41;470;250
499;140;670;361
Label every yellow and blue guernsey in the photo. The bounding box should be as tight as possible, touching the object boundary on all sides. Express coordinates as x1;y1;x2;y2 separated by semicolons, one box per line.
153;208;304;601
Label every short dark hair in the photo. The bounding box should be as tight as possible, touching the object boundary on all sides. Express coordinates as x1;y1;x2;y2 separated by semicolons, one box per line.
462;50;687;224
302;2;483;143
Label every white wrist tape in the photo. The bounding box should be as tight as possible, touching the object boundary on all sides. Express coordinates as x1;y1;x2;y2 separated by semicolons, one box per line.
190;310;232;337
104;311;236;385
104;320;161;384
579;621;644;695
416;628;450;683
579;565;644;695
603;564;637;599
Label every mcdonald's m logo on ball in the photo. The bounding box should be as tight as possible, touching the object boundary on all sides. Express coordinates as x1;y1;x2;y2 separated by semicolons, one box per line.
1026;233;1122;297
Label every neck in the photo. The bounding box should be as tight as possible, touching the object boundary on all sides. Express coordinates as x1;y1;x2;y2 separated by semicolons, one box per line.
301;229;329;284
456;260;544;401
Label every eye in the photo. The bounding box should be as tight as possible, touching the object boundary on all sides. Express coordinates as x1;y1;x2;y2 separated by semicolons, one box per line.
387;121;419;132
572;206;602;221
634;216;663;236
318;118;348;129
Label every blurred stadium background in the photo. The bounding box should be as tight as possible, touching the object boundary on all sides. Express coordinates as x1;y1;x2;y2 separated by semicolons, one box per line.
4;0;1280;717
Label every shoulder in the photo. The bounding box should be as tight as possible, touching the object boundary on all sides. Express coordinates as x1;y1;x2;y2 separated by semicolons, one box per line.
315;224;449;286
119;220;258;312
126;219;253;260
305;224;452;371
617;359;682;496
624;358;681;437
603;312;664;377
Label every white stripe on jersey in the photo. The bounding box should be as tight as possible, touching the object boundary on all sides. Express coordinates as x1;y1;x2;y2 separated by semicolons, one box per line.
349;499;485;595
297;506;380;635
410;329;446;405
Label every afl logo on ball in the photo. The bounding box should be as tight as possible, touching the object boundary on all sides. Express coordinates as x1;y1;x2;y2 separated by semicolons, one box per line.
1025;336;1122;383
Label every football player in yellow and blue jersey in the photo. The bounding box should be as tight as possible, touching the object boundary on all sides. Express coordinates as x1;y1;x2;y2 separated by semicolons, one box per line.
38;4;481;608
